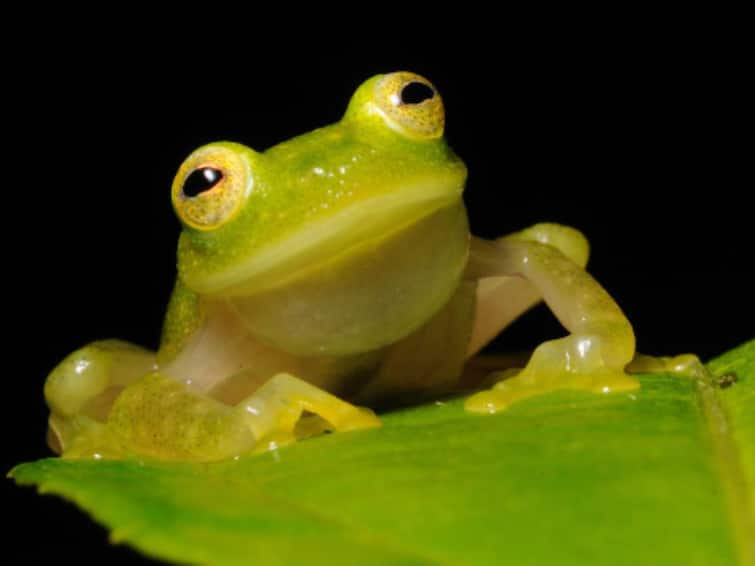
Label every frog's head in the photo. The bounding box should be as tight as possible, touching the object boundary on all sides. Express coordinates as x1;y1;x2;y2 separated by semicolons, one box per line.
171;72;469;355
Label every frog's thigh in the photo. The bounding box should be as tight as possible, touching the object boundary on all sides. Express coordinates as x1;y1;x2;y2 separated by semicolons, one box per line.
236;374;382;450
464;224;639;413
105;372;381;461
45;340;156;453
105;372;258;461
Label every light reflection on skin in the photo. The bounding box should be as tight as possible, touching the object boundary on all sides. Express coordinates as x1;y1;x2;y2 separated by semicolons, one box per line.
577;338;592;359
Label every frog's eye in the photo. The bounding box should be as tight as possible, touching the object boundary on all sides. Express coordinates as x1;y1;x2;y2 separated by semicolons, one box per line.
183;167;224;197
171;145;251;231
374;71;444;140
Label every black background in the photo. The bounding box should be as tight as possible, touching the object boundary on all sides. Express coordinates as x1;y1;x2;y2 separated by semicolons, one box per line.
4;15;751;564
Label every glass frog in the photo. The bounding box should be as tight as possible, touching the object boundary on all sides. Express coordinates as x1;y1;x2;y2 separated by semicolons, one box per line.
44;71;700;462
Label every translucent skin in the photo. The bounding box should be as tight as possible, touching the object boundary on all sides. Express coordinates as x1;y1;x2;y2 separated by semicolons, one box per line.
45;72;660;462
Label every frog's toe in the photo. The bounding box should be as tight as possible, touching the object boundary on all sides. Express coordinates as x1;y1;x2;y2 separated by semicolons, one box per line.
343;407;381;430
627;353;710;380
465;382;533;414
248;405;382;453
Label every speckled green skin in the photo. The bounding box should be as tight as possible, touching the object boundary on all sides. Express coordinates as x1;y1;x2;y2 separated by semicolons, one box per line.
159;280;201;364
174;81;465;294
45;72;649;462
162;75;466;361
46;72;475;461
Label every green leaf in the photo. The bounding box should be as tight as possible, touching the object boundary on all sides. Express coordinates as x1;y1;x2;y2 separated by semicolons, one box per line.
11;340;755;565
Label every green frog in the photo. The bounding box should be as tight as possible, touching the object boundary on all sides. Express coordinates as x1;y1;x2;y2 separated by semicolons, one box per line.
45;71;693;462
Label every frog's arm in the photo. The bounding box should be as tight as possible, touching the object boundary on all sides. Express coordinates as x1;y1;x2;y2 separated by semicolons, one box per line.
464;223;640;413
465;223;591;357
158;278;204;365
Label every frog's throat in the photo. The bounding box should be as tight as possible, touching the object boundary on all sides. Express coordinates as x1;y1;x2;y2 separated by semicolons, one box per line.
186;178;464;296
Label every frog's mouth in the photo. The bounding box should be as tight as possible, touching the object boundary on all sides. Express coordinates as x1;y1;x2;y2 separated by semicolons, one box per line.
187;177;464;297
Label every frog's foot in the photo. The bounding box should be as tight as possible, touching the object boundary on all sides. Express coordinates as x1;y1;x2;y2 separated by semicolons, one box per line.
44;340;156;453
58;371;380;461
236;373;382;452
464;225;638;414
465;334;640;413
463;351;710;413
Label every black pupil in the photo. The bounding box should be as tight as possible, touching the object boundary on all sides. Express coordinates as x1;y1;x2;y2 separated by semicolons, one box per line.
183;167;223;197
400;81;435;105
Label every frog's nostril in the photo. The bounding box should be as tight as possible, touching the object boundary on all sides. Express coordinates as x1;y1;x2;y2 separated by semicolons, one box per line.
183;167;224;198
400;81;435;105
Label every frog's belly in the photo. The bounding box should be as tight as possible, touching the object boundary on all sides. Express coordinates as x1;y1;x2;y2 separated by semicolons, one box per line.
161;282;477;407
350;280;477;405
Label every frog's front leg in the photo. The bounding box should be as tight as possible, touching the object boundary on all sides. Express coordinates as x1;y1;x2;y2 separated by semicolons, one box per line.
464;224;640;413
98;372;381;461
236;374;382;450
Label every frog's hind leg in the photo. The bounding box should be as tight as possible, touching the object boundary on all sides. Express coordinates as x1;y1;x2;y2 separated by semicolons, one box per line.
104;372;382;461
464;223;640;413
44;340;156;454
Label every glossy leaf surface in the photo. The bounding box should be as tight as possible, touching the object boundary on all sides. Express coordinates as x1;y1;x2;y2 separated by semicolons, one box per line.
11;340;754;565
